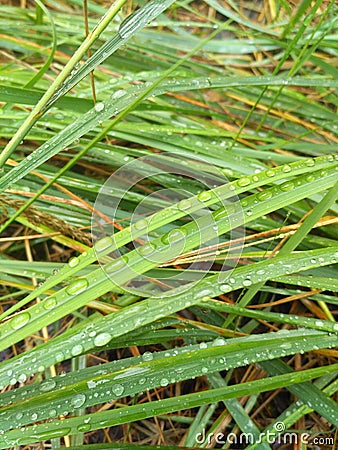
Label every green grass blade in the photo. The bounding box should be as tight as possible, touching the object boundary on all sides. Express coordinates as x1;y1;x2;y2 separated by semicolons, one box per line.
1;364;336;449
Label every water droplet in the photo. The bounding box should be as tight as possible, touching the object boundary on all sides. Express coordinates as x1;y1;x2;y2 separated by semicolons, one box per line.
243;279;252;286
162;228;186;245
68;257;79;268
44;297;56;310
257;191;272;201
94;332;112;347
133;219;148;230
95;236;113;252
160;378;169;387
18;373;27;383
31;413;38;420
213;337;226;346
266;170;275;177
10;312;30;330
197;191;212;202
94;102;105;112
280;181;294;191
77;423;91;432
305;174;315;182
137;243;156;258
105;257;128;274
112;89;127;99
199;342;208;349
201;367;208;373
112;384;125;396
66;278;88;295
198;289;213;298
40;379;56;392
71;393;86;409
177;199;192;211
246;210;253;216
305;158;315;166
142;351;153;361
71;344;84;356
237;177;251;187
55;351;64;362
282;165;292;173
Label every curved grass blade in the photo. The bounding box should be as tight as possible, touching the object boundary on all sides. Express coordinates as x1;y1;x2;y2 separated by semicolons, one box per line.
0;164;337;352
1;155;336;322
1;329;336;432
0;161;336;334
1;77;336;193
0;0;128;168
0;246;337;388
0;364;336;449
23;0;57;89
0;85;93;112
44;0;176;110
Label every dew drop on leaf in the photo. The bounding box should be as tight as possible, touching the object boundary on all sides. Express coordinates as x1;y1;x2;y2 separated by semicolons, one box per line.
138;243;156;256
94;102;105;112
197;191;212;202
305;158;315;166
18;373;27;383
71;393;86;409
257;191;272;201
71;344;84;356
112;384;125;396
68;256;79;268
93;332;112;347
10;312;30;330
142;351;153;361
133;219;148;230
40;379;57;392
178;199;192;210
95;236;113;252
44;297;57;310
280;181;294;191
77;423;91;432
213;337;226;346
112;89;127;99
55;351;64;362
66;278;88;295
220;284;230;291
237;177;251;187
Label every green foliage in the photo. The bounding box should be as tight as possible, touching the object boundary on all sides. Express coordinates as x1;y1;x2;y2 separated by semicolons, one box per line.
0;0;337;448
